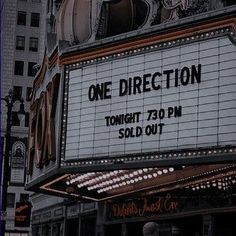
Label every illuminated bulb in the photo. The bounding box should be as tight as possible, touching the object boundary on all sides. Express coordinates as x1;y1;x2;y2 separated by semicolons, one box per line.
148;174;152;179
138;170;143;174
153;173;157;178
169;167;174;172
143;175;148;180
163;169;168;174
157;170;162;175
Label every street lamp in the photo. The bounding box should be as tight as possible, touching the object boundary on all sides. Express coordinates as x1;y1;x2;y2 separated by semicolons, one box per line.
0;89;25;234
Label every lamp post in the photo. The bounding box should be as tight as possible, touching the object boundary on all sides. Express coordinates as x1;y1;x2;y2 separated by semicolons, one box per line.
0;89;25;235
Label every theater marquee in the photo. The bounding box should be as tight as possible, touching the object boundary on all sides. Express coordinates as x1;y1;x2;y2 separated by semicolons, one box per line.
63;35;236;162
26;13;236;200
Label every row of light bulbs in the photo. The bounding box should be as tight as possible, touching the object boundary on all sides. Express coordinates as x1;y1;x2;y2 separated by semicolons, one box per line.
96;167;175;193
66;167;175;193
61;146;236;168
188;176;236;191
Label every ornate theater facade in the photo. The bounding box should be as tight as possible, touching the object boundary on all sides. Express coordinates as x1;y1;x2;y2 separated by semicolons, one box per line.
26;1;236;235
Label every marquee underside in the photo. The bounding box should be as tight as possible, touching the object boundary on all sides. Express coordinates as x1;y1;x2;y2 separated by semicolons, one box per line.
39;162;236;201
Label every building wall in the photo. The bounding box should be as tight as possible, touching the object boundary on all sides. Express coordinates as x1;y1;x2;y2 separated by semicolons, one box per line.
2;0;17;102
2;0;46;235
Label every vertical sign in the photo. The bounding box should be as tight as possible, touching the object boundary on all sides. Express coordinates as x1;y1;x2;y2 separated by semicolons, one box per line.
10;137;27;184
15;201;32;227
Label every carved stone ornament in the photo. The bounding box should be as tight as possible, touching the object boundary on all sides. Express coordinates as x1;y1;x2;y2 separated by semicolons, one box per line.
52;0;226;45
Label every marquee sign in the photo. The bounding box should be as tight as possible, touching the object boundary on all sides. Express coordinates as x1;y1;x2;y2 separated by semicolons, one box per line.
64;34;236;161
106;189;236;221
106;193;179;220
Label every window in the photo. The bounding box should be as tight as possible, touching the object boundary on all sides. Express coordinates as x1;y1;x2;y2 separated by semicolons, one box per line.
17;11;26;25
7;193;15;208
25;112;30;127
16;36;25;50
14;60;24;76
28;62;37;76
13;86;22;100
12;112;20;126
30;13;40;27
29;37;38;52
26;87;32;101
20;193;29;202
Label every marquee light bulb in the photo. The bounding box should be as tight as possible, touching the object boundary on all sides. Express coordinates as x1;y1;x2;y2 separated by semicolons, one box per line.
163;169;168;174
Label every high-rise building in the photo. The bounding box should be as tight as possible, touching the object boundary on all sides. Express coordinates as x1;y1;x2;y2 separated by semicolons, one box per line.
1;0;46;235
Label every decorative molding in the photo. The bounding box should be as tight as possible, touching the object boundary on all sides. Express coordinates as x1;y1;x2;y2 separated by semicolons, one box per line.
59;17;236;65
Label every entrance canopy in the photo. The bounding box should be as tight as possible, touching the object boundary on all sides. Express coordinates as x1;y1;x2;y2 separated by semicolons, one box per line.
26;6;236;202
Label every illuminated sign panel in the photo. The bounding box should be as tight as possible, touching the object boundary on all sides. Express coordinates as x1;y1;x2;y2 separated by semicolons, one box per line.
65;36;236;160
